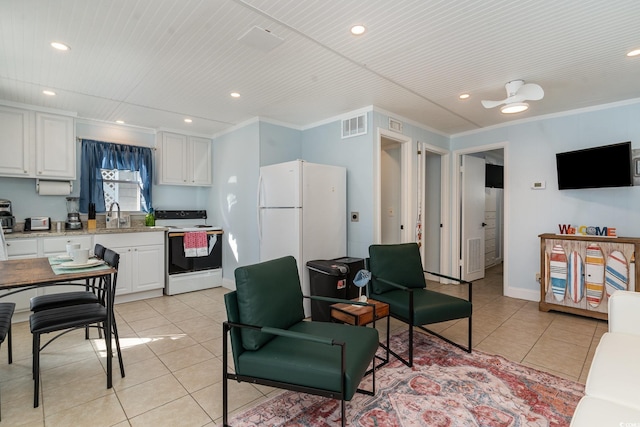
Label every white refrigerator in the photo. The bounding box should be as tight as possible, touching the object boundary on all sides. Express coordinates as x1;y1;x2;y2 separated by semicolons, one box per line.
258;160;347;316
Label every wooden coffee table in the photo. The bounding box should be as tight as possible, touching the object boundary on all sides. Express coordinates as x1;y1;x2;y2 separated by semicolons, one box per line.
330;298;390;372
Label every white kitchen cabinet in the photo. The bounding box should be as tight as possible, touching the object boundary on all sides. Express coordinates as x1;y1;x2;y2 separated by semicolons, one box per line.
35;112;76;179
2;238;39;312
190;136;212;185
0;106;75;179
94;232;164;296
157;131;212;186
0;105;32;177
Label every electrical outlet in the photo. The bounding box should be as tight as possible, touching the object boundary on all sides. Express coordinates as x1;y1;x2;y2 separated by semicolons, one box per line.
535;272;541;282
351;212;359;222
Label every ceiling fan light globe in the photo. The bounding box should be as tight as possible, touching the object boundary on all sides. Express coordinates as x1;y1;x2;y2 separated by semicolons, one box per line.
501;102;529;114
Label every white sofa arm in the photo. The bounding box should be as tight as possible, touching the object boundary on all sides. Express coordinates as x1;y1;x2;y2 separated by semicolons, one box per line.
608;290;640;336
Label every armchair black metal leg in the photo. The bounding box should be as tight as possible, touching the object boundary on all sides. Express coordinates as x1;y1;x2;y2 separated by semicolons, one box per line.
408;322;414;367
341;399;345;427
7;324;12;364
468;316;472;353
222;323;229;427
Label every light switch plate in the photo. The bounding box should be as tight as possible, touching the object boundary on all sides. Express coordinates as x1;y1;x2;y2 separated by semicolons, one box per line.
531;181;546;190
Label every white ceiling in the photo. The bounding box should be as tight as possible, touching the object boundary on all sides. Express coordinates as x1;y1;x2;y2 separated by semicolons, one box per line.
1;0;639;137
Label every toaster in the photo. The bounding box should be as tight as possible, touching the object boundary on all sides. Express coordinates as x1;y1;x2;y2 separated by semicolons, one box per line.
24;217;51;231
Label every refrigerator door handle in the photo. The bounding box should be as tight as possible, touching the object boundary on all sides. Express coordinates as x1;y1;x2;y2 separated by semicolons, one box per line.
257;174;263;241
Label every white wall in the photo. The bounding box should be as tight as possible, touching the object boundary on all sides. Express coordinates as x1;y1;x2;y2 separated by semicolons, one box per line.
209;121;261;286
259;121;302;166
301;114;375;258
451;101;640;300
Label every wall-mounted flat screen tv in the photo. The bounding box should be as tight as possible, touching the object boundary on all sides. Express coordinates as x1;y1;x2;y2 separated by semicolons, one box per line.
485;164;504;188
556;141;633;190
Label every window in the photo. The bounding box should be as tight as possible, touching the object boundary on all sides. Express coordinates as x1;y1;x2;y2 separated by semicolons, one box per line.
79;139;153;214
101;169;142;212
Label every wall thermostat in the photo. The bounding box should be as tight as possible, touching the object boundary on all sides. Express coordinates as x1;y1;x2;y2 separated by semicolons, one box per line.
531;181;546;189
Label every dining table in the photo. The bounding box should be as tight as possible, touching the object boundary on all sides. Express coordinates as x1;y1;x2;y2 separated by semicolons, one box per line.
0;257;118;388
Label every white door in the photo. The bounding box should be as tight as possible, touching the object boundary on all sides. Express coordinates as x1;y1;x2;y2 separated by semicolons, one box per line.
259;208;302;263
461;155;486;281
258;161;301;208
381;140;402;244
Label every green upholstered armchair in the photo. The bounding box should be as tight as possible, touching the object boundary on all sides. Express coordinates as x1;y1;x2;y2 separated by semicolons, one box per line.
223;256;379;427
368;243;473;367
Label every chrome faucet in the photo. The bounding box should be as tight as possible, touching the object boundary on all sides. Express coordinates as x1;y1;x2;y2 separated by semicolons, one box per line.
109;202;121;228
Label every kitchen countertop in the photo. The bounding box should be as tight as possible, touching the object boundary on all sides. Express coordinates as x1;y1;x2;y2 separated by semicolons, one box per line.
4;226;169;239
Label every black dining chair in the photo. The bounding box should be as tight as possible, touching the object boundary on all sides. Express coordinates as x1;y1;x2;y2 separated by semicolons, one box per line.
30;244;107;339
0;301;15;421
30;248;125;408
30;243;106;312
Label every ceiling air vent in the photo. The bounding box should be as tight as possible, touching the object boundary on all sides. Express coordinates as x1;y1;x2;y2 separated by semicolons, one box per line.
341;114;367;139
238;26;284;52
389;118;403;133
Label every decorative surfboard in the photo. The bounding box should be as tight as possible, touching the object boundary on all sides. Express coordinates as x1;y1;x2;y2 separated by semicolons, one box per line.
605;250;628;297
550;244;568;301
567;251;584;303
545;251;550;292
585;244;605;307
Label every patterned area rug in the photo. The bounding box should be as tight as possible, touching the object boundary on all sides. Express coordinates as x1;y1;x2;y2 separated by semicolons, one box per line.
230;331;584;426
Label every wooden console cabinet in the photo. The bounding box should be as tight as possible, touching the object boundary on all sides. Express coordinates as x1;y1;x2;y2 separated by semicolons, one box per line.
539;233;640;320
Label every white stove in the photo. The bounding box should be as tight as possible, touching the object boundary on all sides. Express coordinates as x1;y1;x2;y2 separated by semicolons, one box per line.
154;209;221;231
161;225;223;232
155;210;223;295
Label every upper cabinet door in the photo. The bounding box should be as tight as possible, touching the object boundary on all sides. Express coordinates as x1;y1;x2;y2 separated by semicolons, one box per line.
35;113;75;179
190;136;212;186
0;106;33;177
159;132;189;185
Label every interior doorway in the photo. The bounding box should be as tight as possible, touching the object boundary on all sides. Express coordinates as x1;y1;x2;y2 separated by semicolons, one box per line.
380;137;402;244
375;128;411;244
417;143;450;280
454;144;506;293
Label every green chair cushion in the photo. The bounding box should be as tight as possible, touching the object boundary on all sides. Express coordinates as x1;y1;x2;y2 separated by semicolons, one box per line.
373;288;472;325
236;321;379;401
369;243;426;294
234;256;305;351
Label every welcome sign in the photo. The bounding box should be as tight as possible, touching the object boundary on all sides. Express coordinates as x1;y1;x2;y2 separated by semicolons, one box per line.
558;224;617;237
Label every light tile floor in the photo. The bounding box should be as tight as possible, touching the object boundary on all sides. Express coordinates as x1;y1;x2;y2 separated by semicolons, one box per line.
0;263;604;426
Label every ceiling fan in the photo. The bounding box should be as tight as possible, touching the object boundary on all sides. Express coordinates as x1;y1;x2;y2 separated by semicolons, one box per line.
481;80;544;114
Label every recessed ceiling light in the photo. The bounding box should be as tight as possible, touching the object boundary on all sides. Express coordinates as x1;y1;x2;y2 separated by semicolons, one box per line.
350;25;366;36
500;102;529;114
459;93;470;100
627;48;640;57
116;120;125;124
230;92;241;98
50;41;70;51
184;118;193;123
42;90;56;96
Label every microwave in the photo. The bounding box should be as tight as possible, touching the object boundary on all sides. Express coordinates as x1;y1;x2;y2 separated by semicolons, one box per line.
24;217;51;231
